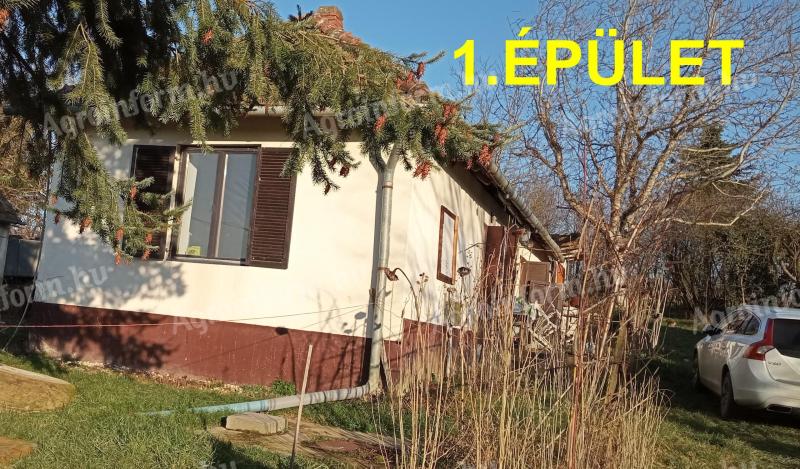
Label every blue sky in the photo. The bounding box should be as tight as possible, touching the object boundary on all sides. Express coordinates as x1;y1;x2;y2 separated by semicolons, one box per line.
271;1;536;92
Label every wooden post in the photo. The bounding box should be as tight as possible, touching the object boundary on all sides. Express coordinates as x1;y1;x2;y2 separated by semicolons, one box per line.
290;344;313;469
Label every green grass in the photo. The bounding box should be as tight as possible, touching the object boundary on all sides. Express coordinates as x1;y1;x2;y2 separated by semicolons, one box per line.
3;322;799;468
0;351;355;468
654;321;800;468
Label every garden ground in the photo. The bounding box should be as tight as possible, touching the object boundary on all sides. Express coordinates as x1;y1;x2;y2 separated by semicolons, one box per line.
654;320;800;468
0;322;798;468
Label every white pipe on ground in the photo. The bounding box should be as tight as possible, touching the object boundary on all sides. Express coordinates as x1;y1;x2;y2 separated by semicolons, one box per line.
145;384;370;416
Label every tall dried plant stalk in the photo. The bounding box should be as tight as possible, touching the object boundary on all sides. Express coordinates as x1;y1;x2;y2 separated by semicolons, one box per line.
378;224;668;468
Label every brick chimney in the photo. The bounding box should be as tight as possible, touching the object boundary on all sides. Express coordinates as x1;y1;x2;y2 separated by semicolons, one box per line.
312;6;360;45
314;6;344;34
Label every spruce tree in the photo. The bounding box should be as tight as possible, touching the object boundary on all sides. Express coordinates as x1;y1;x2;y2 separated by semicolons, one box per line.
0;1;508;260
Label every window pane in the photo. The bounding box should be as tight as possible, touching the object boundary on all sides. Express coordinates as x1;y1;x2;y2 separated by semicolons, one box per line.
177;152;219;257
741;316;759;335
438;208;456;280
723;312;744;334
217;152;257;260
774;319;800;357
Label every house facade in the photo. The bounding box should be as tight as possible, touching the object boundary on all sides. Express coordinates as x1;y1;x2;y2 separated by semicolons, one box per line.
28;115;561;390
28;7;563;391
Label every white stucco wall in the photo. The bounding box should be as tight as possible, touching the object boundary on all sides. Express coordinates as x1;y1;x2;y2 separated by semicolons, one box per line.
37;116;512;341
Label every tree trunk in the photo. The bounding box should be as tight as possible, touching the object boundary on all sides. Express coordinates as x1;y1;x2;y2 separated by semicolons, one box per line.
605;263;627;397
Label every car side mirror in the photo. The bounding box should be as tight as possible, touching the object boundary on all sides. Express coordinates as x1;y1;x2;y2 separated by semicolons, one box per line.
702;325;721;336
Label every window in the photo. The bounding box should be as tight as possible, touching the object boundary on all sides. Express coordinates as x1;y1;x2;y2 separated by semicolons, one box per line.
723;311;748;335
130;145;176;259
773;319;800;358
175;148;257;261
437;206;458;284
740;315;760;336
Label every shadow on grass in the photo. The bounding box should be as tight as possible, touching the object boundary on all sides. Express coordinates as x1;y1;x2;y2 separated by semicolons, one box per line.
655;324;800;459
0;331;69;378
210;438;274;469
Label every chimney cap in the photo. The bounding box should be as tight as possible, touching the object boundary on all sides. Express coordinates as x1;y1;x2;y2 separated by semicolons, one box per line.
316;6;343;18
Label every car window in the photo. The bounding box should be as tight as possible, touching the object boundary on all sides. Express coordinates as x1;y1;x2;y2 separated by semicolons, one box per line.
723;311;747;334
739;315;760;335
774;319;800;358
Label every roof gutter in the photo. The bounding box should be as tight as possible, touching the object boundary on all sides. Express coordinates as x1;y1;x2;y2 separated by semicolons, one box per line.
485;161;564;262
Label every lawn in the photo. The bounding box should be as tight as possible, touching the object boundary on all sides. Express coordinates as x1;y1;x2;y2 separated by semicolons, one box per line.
0;350;387;468
1;322;799;468
654;320;800;468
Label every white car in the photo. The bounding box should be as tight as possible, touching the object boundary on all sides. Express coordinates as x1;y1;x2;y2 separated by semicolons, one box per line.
693;305;800;419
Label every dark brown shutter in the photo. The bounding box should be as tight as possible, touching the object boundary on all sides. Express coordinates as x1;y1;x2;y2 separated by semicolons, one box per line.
130;145;176;260
483;225;520;291
247;148;296;269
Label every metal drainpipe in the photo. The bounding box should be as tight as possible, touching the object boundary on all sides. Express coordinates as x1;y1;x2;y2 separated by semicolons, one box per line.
367;145;400;391
145;147;401;416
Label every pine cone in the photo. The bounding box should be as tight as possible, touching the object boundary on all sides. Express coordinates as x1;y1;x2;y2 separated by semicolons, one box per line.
374;114;387;132
478;144;492;166
202;29;214;44
142;249;151;260
434;124;448;147
144;232;153;244
324;182;332;195
129;186;138;199
53;211;61;224
415;62;426;79
339;165;350;177
443;103;458;120
114;251;122;265
79;217;91;234
413;161;432;180
0;9;8;31
115;227;124;242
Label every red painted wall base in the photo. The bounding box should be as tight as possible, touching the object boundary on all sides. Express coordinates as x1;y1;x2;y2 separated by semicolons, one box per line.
28;302;369;392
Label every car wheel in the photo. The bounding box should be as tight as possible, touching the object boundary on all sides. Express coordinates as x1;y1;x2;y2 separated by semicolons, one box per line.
691;354;703;391
720;370;738;419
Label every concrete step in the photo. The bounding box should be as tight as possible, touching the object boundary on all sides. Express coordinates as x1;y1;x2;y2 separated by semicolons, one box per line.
225;412;287;435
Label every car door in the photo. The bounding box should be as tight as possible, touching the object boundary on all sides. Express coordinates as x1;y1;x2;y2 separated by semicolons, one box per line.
697;325;722;389
723;312;762;372
704;311;747;393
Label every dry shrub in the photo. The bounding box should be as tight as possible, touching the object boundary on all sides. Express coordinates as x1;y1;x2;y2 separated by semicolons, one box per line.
379;230;667;468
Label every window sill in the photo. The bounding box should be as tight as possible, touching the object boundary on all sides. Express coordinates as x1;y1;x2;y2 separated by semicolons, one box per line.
170;256;247;267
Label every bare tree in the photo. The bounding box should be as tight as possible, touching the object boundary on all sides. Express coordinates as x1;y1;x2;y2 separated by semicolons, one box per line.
770;198;800;286
451;62;577;235
476;4;800;455
502;0;798;259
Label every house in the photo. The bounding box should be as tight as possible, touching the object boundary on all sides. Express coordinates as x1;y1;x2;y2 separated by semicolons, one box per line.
517;232;582;309
0;194;22;285
29;7;563;392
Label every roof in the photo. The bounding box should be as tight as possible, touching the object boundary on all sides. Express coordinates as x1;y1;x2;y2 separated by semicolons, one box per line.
551;233;581;259
281;6;564;260
0;193;22;225
737;305;800;320
466;162;563;260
